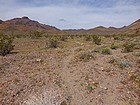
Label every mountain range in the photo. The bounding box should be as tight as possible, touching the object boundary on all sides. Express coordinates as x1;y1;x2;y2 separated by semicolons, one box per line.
0;17;140;35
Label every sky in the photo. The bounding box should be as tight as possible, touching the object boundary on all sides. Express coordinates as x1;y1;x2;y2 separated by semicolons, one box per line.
0;0;140;29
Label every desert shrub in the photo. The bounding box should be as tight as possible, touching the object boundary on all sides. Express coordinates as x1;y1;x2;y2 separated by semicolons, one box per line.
134;52;140;57
74;51;95;62
111;43;118;50
87;85;93;92
113;35;124;41
84;35;91;41
118;60;131;69
102;48;112;55
0;33;15;56
30;31;44;39
46;37;59;48
123;42;135;53
109;57;131;69
108;57;118;65
91;35;101;45
59;35;68;41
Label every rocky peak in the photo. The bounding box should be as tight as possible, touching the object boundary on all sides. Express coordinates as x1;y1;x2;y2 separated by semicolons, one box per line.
21;16;30;20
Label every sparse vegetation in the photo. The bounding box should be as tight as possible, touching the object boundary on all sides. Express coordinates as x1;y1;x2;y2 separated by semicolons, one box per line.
109;57;131;69
74;51;95;62
87;85;93;92
84;35;91;41
91;35;101;45
118;60;131;69
46;36;59;48
111;43;118;50
102;48;112;55
1;34;140;105
59;35;68;41
134;52;140;57
123;42;135;53
0;33;15;56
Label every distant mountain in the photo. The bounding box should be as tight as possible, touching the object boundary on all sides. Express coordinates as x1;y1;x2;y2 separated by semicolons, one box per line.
0;17;140;35
0;16;61;35
64;19;140;35
120;19;140;34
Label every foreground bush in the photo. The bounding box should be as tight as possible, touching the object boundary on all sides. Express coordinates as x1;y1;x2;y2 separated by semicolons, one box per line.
0;33;14;56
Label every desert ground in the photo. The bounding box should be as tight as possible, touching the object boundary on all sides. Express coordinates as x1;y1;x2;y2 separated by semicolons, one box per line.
0;35;140;105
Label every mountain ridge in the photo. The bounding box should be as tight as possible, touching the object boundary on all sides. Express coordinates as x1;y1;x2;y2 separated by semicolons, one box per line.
0;17;140;35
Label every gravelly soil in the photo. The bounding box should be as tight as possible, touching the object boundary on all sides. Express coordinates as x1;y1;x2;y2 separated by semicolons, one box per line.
0;38;140;105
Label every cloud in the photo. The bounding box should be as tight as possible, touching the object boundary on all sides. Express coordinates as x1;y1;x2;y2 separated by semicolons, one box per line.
59;19;66;22
0;0;140;29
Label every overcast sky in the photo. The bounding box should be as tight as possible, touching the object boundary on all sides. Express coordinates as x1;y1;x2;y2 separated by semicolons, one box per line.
0;0;140;29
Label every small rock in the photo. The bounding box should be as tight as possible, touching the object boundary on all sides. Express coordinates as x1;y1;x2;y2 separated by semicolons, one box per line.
36;59;43;62
101;67;104;71
60;101;67;105
104;87;108;90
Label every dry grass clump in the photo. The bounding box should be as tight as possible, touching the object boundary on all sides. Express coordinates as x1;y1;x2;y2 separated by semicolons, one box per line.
101;48;112;55
73;51;96;62
23;87;64;105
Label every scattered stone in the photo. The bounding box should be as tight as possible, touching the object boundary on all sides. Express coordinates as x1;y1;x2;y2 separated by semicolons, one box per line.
60;100;67;105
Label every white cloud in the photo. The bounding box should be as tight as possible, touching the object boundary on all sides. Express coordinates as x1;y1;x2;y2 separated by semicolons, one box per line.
0;0;140;29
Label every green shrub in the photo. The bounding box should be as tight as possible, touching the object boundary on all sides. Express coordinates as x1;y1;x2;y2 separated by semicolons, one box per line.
113;36;124;41
84;35;91;41
74;51;95;62
91;35;101;45
30;31;44;39
123;42;135;53
0;33;15;56
59;35;68;41
109;57;132;69
87;85;93;92
118;60;131;69
134;52;140;57
111;43;118;50
46;37;59;48
102;48;112;55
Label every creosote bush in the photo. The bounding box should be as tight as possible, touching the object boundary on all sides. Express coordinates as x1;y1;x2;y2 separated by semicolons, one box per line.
74;51;95;62
84;35;91;41
46;36;59;48
0;33;15;56
91;35;101;45
111;43;118;50
102;48;112;55
123;42;135;53
59;35;68;41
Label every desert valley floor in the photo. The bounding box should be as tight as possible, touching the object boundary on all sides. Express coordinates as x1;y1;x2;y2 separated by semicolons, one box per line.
0;35;140;105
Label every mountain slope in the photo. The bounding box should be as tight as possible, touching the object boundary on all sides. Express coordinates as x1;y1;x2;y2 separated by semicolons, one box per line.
120;19;140;34
0;17;61;35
